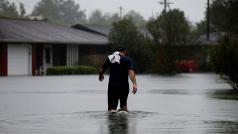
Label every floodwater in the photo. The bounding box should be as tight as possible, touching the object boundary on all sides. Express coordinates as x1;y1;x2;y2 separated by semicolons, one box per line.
0;73;237;134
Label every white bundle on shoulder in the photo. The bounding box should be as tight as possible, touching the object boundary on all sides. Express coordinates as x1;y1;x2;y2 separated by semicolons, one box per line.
108;51;120;64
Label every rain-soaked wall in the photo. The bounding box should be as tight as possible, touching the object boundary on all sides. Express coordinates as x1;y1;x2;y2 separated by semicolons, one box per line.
0;44;7;76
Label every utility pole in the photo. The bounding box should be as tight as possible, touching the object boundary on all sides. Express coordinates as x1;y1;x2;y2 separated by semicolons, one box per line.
207;0;210;41
159;0;173;13
119;6;123;19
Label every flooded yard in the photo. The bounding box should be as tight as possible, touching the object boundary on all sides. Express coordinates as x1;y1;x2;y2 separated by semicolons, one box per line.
0;73;237;134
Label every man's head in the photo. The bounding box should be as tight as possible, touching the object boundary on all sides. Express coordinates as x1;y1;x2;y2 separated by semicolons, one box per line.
116;46;127;55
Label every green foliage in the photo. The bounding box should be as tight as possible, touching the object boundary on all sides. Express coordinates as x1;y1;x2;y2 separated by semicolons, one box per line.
1;0;145;27
193;20;216;37
31;0;86;26
0;0;21;18
152;46;176;74
147;9;191;45
46;65;98;75
212;89;238;100
106;13;121;25
124;10;146;27
210;0;238;34
210;35;238;89
208;0;238;89
109;17;153;73
109;18;141;49
19;2;26;17
87;9;145;26
147;9;191;74
195;21;207;35
87;10;121;26
88;9;107;25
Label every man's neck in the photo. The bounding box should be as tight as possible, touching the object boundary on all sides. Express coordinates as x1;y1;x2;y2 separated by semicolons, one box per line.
119;52;125;56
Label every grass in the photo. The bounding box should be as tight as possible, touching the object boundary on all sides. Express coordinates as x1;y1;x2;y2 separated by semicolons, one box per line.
211;89;238;100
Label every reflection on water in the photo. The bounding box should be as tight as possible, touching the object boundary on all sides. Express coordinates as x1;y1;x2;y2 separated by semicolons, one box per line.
0;74;237;134
148;89;190;95
205;120;238;134
104;111;153;134
107;113;129;134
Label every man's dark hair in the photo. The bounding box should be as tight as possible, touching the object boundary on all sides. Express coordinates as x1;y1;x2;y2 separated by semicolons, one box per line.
116;46;126;52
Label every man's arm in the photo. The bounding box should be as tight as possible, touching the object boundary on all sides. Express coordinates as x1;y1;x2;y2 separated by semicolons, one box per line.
99;58;110;81
129;70;137;94
99;68;104;81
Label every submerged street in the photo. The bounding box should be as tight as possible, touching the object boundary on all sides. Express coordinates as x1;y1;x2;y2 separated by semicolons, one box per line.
0;74;237;134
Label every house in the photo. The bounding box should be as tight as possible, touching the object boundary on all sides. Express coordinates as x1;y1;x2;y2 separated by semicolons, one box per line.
72;24;153;39
72;24;221;72
175;32;221;72
0;18;109;76
194;32;221;45
72;24;111;37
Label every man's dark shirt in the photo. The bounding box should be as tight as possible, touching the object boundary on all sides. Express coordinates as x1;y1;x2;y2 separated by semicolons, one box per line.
102;55;134;90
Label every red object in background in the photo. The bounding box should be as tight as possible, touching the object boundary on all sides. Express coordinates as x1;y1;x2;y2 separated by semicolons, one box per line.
176;60;198;72
0;45;7;76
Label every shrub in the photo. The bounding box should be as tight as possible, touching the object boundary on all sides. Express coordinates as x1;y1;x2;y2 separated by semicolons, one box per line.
210;35;238;89
46;65;98;75
212;89;238;100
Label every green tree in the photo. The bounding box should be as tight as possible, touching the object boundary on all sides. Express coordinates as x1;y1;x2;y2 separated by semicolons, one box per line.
0;0;19;18
194;20;216;35
105;13;120;25
19;2;26;17
31;0;86;25
190;20;216;45
109;18;152;72
88;9;107;25
209;0;238;89
88;11;121;25
210;35;238;89
210;0;238;34
147;9;191;74
147;9;190;45
124;10;146;27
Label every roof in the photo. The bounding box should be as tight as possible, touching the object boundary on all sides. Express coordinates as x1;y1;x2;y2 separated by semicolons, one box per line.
0;18;109;45
193;32;221;45
72;24;110;36
72;24;112;36
72;24;153;39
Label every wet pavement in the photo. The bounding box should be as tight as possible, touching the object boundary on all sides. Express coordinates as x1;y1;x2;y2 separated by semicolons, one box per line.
0;73;237;134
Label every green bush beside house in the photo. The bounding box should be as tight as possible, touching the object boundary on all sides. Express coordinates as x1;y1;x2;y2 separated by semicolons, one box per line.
210;35;238;90
46;65;98;75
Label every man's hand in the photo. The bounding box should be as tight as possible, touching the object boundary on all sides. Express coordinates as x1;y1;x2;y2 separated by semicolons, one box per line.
99;74;104;81
132;84;137;94
129;70;137;94
99;69;104;81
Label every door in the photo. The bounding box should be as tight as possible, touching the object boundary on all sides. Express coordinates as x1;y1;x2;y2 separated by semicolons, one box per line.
8;45;32;76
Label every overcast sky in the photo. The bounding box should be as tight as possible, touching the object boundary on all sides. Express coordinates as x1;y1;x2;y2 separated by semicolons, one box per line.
9;0;207;23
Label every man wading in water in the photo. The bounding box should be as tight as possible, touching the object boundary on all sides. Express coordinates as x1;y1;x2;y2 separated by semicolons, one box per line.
99;47;137;112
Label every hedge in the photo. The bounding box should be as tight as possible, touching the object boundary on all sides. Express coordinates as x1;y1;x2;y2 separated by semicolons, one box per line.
210;35;238;89
46;65;98;75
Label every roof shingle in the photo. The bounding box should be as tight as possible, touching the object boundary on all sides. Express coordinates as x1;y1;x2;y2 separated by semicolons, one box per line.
0;18;109;45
